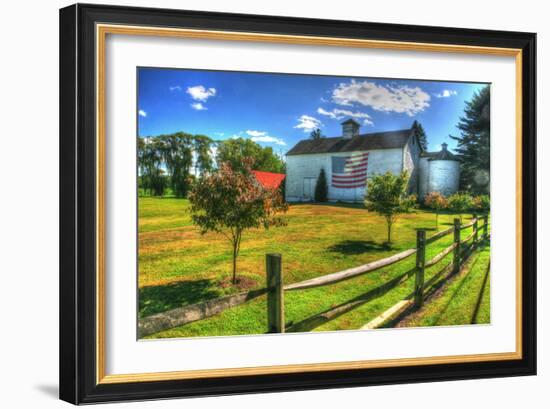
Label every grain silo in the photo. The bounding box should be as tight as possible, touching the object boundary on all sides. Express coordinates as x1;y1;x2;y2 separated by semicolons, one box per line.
418;143;460;199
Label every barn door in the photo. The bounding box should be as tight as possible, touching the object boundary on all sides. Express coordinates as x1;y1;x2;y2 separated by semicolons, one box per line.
303;177;315;200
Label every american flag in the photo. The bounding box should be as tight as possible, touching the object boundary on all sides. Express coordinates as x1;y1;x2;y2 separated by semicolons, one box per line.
331;152;369;188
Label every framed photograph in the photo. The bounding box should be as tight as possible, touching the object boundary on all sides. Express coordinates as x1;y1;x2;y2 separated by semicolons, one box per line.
59;3;536;404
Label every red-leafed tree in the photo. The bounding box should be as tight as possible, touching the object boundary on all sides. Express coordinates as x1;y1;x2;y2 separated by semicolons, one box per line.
189;158;288;284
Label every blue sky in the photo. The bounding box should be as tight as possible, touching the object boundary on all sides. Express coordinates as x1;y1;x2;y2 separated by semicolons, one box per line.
137;67;488;154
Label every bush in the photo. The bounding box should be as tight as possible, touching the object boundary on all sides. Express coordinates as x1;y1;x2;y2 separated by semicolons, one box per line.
473;195;490;214
447;192;474;222
314;168;328;202
424;192;448;230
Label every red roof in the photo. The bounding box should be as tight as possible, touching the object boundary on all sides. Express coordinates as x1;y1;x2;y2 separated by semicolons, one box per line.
251;170;286;190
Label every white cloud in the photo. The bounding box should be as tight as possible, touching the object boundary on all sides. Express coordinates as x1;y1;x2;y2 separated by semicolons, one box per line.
251;135;286;146
186;85;217;102
138;110;147;117
169;85;182;92
317;107;373;126
245;130;267;137
317;107;337;119
190;102;207;111
294;115;323;132
434;89;458;98
245;130;286;146
332;80;430;116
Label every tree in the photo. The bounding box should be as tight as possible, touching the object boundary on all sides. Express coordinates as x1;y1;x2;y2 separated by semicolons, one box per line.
472;194;490;214
447;192;474;223
364;171;416;244
424;191;448;230
189;158;288;284
159;133;194;197
310;128;324;140
138;137;167;196
216;138;285;174
412;120;428;151
314;168;328;202
193;134;214;175
450;85;490;194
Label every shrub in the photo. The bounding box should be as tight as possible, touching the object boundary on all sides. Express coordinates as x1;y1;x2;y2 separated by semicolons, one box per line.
472;195;490;214
424;192;448;230
447;192;474;222
314;168;328;202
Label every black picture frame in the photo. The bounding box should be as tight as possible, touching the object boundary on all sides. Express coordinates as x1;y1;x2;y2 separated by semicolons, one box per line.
59;3;536;404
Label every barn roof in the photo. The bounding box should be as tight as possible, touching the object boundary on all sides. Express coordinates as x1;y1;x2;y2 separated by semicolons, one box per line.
251;170;286;189
286;129;413;156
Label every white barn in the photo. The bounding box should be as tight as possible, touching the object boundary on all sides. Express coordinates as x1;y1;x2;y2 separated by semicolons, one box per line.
285;119;460;203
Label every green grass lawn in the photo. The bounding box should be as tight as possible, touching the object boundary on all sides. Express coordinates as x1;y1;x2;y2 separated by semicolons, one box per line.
138;197;488;338
394;241;491;327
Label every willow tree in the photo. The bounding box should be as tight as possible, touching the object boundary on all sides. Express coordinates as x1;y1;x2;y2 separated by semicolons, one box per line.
137;137;166;196
193;134;214;176
160;132;194;197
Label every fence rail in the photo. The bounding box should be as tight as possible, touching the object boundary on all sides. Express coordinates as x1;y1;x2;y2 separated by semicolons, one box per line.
138;287;267;337
425;226;454;245
139;214;490;336
425;242;457;268
283;248;417;291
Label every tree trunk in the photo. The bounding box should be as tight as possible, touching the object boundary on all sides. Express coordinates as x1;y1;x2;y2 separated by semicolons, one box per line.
232;240;238;284
386;220;392;244
231;230;242;285
436;211;439;230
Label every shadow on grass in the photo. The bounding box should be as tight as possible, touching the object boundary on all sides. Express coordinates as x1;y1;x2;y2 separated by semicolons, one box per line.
286;267;417;333
327;240;389;255
139;279;220;318
471;260;491;324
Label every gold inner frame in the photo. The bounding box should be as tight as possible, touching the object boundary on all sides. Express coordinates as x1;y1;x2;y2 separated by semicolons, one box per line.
96;23;523;385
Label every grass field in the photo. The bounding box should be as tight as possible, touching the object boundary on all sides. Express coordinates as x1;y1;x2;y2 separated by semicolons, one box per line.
394;242;490;327
138;197;489;338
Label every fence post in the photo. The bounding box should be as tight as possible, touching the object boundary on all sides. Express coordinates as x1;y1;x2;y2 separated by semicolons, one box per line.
473;215;479;246
453;218;461;274
483;215;489;239
414;229;426;308
266;253;284;333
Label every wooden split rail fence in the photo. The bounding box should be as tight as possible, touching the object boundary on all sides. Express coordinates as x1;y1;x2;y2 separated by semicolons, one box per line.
138;215;489;337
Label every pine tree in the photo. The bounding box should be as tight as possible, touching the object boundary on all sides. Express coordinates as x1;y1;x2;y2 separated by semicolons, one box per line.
412;120;428;151
314;168;328;202
450;85;490;194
